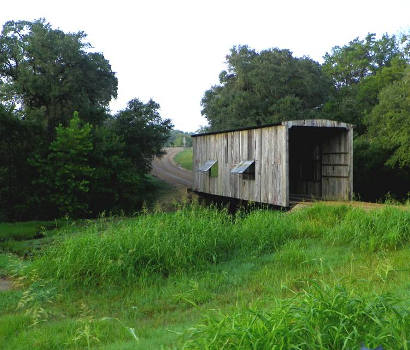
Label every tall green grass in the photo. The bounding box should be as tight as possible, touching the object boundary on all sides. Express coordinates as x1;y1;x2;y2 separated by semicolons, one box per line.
30;206;236;286
332;206;410;251
182;282;409;349
27;204;409;288
3;203;409;349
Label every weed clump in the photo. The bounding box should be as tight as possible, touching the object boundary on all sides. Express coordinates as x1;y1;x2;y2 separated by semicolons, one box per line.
183;282;409;349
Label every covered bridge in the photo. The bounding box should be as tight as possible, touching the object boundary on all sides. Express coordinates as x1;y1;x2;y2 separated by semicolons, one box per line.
192;119;353;207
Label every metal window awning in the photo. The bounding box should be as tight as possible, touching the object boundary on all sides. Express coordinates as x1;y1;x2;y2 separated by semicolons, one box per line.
199;160;217;172
231;160;255;174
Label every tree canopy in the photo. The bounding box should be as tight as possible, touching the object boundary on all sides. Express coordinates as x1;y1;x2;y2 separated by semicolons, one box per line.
201;46;331;131
322;33;404;88
113;98;173;173
321;33;408;133
366;68;410;168
0;20;172;220
0;19;118;134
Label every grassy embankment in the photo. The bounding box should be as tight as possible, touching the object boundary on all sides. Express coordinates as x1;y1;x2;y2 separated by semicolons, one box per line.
0;203;409;349
174;147;193;171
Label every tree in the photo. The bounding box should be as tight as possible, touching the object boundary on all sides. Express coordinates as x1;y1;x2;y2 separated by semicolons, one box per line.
87;125;147;215
323;33;404;88
201;46;330;131
321;33;409;134
0;105;46;220
114;98;173;173
0;19;117;135
32;112;94;217
366;68;410;168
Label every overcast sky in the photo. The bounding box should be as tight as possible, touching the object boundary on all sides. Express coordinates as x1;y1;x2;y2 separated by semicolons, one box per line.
1;0;409;131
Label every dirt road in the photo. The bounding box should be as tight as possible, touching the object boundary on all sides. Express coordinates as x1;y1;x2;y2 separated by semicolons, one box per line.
151;147;193;188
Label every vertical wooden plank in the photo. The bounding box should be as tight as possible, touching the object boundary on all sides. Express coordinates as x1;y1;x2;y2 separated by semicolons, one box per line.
209;135;214;194
204;136;210;194
233;131;240;199
240;130;249;200
348;127;353;200
260;127;268;203
228;132;234;198
229;132;234;198
192;137;198;191
259;125;288;206
217;134;222;196
199;136;204;193
283;126;289;206
222;133;228;197
256;128;262;203
197;137;201;192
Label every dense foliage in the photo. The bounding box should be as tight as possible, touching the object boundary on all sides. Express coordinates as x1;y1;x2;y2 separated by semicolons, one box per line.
0;20;172;220
202;34;409;201
0;19;117;134
202;46;330;130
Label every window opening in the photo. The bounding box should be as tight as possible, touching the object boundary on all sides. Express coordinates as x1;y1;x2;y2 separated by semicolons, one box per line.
231;160;255;180
199;160;218;177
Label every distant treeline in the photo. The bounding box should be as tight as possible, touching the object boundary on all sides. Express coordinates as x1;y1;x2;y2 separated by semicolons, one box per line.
0;20;172;221
201;35;409;201
165;130;193;147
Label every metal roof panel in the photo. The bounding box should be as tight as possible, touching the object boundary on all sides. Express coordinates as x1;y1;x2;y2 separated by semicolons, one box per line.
231;160;255;174
199;160;217;172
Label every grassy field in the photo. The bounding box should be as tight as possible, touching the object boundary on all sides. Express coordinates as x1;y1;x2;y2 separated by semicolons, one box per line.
174;147;193;170
0;203;409;349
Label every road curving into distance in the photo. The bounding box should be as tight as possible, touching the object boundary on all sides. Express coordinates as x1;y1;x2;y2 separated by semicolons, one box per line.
151;147;193;188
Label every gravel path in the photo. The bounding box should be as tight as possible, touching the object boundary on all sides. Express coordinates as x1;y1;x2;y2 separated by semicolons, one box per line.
151;147;193;188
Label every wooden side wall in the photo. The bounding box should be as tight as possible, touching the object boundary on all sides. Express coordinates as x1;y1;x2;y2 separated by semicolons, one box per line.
193;125;288;206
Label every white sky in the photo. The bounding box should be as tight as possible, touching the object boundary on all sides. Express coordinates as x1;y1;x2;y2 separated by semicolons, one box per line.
1;0;409;132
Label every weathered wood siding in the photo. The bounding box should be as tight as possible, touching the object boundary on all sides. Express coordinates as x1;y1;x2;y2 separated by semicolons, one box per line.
260;126;288;206
193;125;288;206
193;120;353;206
